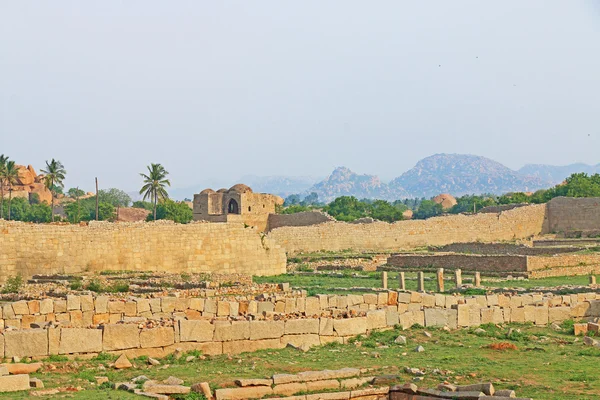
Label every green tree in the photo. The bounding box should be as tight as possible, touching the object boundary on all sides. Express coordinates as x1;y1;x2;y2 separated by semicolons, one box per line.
67;187;85;198
301;192;320;206
414;200;444;219
25;203;52;223
323;196;369;221
139;163;171;221
147;200;192;223
1;161;19;220
98;188;131;220
132;200;154;211
0;154;8;219
370;199;403;222
41;159;66;222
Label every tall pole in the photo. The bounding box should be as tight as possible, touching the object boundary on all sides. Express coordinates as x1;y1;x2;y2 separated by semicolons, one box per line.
95;177;99;221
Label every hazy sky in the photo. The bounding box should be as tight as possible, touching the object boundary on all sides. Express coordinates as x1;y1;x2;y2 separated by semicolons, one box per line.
2;1;600;192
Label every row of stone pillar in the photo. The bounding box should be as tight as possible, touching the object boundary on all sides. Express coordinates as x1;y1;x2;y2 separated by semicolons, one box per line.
381;269;481;293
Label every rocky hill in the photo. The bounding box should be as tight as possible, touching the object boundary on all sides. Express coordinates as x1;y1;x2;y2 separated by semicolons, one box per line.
304;167;407;202
3;165;53;204
390;154;547;198
518;163;600;185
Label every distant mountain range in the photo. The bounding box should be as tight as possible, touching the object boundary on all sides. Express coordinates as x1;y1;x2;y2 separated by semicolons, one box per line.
166;154;599;201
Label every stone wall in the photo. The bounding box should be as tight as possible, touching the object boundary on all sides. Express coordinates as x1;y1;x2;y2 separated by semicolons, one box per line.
386;254;528;274
268;204;547;255
544;196;600;234
267;211;334;231
0;220;286;283
431;242;580;256
387;252;600;278
0;290;597;359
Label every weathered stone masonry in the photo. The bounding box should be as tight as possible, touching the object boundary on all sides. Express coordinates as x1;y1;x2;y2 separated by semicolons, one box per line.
0;290;597;359
0;220;286;283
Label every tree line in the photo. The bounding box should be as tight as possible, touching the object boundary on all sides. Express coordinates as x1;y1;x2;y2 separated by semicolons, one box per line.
279;173;600;222
0;156;192;224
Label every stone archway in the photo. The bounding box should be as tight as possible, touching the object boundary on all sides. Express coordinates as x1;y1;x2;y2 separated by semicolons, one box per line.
228;199;239;214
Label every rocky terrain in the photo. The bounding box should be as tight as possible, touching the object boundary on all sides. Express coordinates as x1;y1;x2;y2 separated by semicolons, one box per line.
3;164;53;204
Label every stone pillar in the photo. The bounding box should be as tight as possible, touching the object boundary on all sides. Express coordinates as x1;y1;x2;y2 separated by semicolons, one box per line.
436;268;444;292
455;269;462;288
399;272;406;291
474;272;481;288
417;271;425;292
382;271;388;289
590;275;597;285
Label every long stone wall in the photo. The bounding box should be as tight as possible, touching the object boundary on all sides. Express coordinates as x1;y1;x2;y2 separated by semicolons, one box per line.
545;196;600;233
0;220;286;282
267;211;334;231
386;254;528;274
0;290;597;359
268;204;547;255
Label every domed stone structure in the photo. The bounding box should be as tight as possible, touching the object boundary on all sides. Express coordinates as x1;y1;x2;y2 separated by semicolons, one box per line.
228;184;253;194
432;193;457;210
193;184;283;232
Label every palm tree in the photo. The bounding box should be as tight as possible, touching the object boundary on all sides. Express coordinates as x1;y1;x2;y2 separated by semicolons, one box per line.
2;161;19;221
41;159;67;222
0;154;7;219
139;163;171;221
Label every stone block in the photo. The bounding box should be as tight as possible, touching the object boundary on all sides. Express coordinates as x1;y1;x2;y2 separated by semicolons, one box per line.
136;298;151;313
161;297;176;313
217;301;231;317
548;306;571;323
510;307;525;323
140;327;175;348
305;297;320;315
398;292;411;304
256;302;274;315
12;300;29;315
102;324;140;351
366;310;387;330
333;317;367;336
175;298;190;312
189;298;204;312
273;382;307;396
319;318;334;336
149;298;161;313
0;374;30;392
363;294;378;305
48;328;60;355
66;295;80;311
69;310;83;327
424;308;455;328
281;334;320;349
179;320;214;342
59;328;103;354
108;301;125;314
222;339;284;355
214;321;250;341
4;330;48;357
249;320;284;340
124;301;137;316
95;296;109;313
399;311;424;329
27;300;40;314
93;313;110;325
215;386;273;400
386;308;399;326
456;304;469;327
80;295;94;312
285;319;319;335
422;294;436;308
39;299;53;314
306;392;350;400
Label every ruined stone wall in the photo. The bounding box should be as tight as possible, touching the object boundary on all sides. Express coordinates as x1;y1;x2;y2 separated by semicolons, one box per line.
545;197;600;233
267;211;334;231
0;220;286;283
431;242;579;256
268;204;547;255
386;254;528;274
0;290;597;359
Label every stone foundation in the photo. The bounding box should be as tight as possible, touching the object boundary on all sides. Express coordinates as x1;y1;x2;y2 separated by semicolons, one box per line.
0;290;598;359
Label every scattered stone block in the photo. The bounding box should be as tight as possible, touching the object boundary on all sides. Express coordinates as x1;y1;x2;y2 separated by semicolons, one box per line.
234;379;272;387
0;374;31;392
115;354;133;369
1;363;42;375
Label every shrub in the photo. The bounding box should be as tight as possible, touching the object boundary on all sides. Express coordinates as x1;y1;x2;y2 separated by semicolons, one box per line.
2;275;23;294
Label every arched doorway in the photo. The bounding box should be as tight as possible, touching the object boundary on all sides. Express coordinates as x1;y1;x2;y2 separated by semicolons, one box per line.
228;199;239;214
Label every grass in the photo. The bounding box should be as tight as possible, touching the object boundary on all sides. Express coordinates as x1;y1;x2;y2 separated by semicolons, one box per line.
255;270;598;295
4;323;600;399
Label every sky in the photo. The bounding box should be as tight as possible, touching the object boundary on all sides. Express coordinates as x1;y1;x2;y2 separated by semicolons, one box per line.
1;1;600;194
